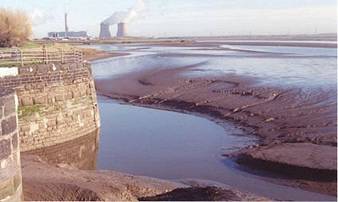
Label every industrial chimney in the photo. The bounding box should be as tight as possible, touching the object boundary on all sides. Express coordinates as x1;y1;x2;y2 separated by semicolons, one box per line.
99;23;112;39
65;13;69;38
116;23;127;37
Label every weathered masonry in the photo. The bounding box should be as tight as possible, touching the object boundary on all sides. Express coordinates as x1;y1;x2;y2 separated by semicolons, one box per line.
0;63;100;152
0;89;22;202
0;48;101;201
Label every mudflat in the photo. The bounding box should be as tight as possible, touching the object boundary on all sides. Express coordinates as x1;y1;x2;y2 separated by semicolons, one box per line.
95;50;337;195
22;155;267;201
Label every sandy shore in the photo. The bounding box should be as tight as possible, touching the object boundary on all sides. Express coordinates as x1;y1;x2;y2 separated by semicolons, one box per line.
95;60;337;196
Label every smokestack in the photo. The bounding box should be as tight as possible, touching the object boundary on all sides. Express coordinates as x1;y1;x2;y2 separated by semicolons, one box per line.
99;23;112;39
65;13;69;37
116;23;127;37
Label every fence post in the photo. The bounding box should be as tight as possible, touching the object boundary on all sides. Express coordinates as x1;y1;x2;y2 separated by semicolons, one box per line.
73;48;76;63
76;50;82;63
79;50;83;63
19;49;23;67
61;48;64;64
46;47;49;64
42;45;47;64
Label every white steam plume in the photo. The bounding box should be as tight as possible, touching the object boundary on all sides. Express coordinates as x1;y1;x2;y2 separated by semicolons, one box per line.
30;8;53;26
102;0;145;25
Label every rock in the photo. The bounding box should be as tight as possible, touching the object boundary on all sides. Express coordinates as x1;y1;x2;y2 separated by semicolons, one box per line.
265;117;275;122
233;108;240;112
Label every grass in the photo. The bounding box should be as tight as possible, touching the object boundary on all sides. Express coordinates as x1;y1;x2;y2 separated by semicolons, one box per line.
18;105;42;118
21;41;41;49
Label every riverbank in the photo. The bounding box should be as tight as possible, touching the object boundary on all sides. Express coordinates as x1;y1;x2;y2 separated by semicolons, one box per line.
22;155;266;201
94;60;337;196
81;47;129;61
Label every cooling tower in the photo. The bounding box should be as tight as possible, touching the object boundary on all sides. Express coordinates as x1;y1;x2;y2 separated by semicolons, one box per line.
116;23;127;37
99;23;112;39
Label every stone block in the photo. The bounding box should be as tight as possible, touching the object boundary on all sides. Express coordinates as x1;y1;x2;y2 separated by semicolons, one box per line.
20;125;30;133
47;119;57;128
24;84;32;90
12;133;18;150
1;116;17;136
0;106;3;119
0;179;14;200
0;139;11;160
47;96;54;104
21;97;33;106
33;96;47;105
3;99;15;117
65;92;73;99
56;114;64;125
72;91;80;98
79;89;87;97
55;94;64;102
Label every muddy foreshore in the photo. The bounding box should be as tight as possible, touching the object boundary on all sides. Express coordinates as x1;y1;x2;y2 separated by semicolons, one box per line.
95;61;337;196
22;155;267;201
81;47;129;61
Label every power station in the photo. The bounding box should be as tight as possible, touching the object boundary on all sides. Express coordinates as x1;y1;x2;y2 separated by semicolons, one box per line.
116;23;127;37
98;0;144;39
99;21;128;39
48;13;88;39
46;0;144;40
99;23;112;39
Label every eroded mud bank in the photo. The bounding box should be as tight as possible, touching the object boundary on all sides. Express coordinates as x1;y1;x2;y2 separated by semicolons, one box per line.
95;63;337;196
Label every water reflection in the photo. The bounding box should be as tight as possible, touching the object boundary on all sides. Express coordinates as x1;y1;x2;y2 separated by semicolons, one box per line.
97;96;255;175
23;129;99;170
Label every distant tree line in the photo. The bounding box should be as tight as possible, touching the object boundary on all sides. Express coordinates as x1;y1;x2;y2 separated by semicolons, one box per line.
0;8;32;47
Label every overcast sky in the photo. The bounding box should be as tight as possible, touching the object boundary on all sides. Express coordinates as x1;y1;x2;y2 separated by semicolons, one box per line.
1;0;337;38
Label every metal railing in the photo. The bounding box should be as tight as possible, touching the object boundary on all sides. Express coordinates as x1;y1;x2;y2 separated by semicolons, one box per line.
0;47;83;67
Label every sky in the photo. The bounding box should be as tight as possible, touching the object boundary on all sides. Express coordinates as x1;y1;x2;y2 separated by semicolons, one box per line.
0;0;337;38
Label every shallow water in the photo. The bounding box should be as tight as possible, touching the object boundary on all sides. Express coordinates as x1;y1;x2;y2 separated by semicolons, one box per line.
90;43;337;90
96;96;336;201
97;96;254;175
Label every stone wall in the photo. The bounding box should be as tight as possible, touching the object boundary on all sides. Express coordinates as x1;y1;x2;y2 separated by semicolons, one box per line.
0;89;22;201
0;61;100;201
24;129;99;170
0;62;100;155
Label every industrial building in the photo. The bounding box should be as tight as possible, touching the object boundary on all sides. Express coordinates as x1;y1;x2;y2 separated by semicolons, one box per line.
48;31;88;38
47;13;88;39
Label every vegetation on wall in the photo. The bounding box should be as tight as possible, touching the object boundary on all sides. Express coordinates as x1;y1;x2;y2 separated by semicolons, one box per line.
0;8;32;47
18;105;42;119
